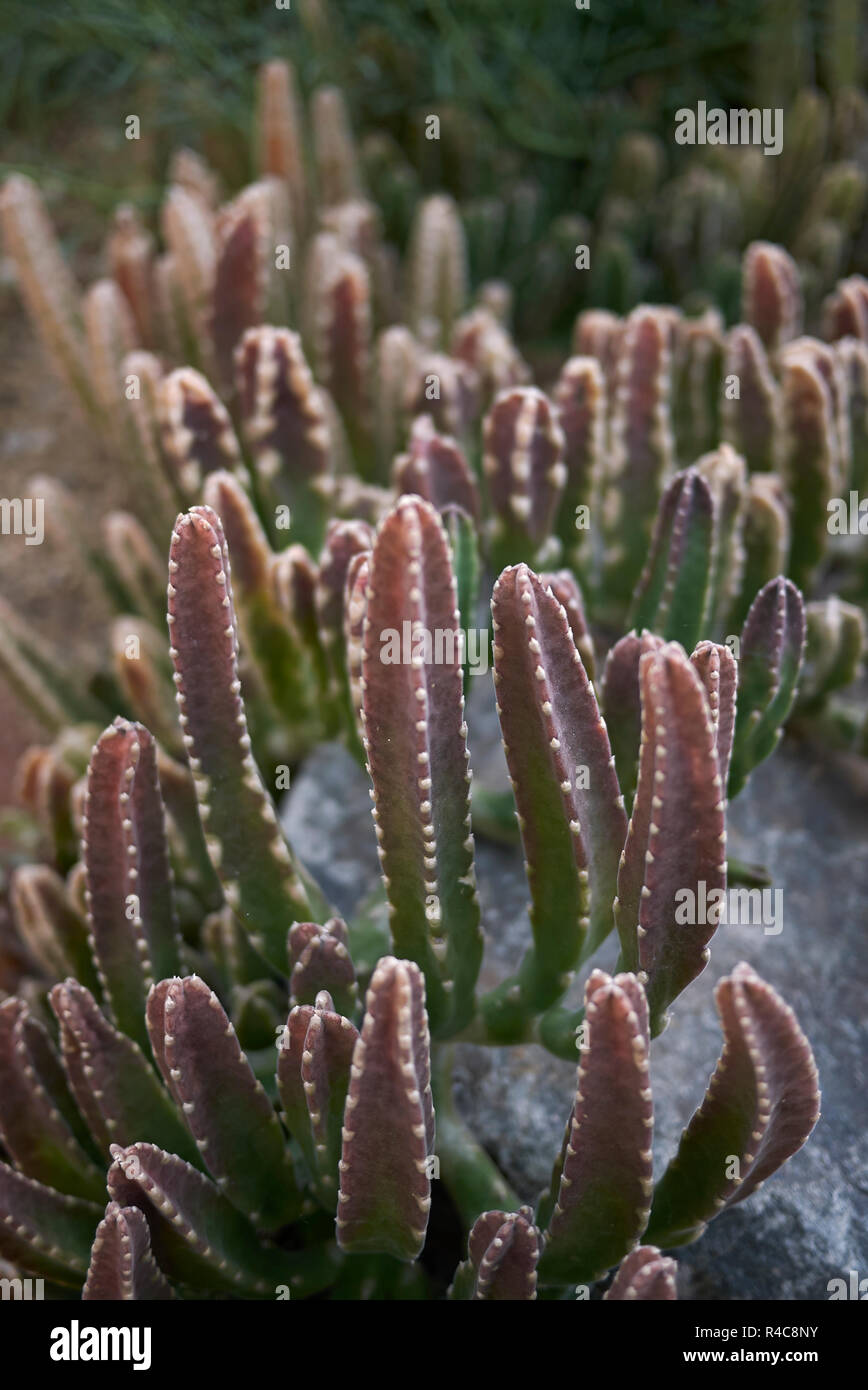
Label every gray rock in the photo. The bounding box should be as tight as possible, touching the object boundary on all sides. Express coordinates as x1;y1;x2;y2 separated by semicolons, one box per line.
282;722;868;1301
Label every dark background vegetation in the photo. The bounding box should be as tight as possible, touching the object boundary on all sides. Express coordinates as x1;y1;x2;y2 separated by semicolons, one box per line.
1;0;864;216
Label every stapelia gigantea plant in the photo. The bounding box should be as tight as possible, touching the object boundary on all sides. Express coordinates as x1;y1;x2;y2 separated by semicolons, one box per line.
0;60;839;1301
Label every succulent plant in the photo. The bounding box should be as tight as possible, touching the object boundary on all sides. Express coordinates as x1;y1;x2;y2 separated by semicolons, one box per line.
0;57;856;1301
0;499;821;1300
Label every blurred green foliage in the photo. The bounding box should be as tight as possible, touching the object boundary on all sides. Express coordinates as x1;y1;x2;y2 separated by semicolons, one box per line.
1;0;864;208
0;0;866;342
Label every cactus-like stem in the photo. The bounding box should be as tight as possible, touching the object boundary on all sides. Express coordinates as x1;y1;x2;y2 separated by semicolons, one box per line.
161;183;217;369
483;387;566;572
83;278;138;444
572;308;623;392
488;565;626;1031
600;630;666;810
451;305;530;403
0;1162;101;1284
409;195;468;345
361;498;482;1036
784;338;849;493
728;577;806;797
645;963;819;1247
202;470;320;751
443;505;482;696
154;748;223;911
0;997;105;1201
228;976;284;1046
158;367;249;500
308;242;373;466
603;1245;677;1300
342;549;371;753
201;905;271;991
277;994;358;1204
836;336;868;494
11;865;99;993
336;957;434;1260
83;1201;173;1300
169;147;220;207
257;59;308;242
82;720;181;1050
630;468;715;651
107;1143;332;1297
538;570;595;679
235;325;334;551
393;415;481;520
614;644;726;1033
15;742;79;870
121;350;182;530
473;280;512;324
168;507;327;968
720;324;781;473
0;175;98;417
153;253;185;359
690;641;738;786
316;518;375;737
375;324;419;470
107;205;156;347
732;474;790;631
50;979;200;1166
822;274;868;342
322;197;382;262
272;542;328;687
450;1207;540;1300
551;355;606;566
742;241;802;351
288;919;358;1018
410;351;479;443
311;85;362;208
146;976;300;1229
603;306;675;605
778;349;837;587
673;309;723;461
111;618;182;758
537;971;653;1287
212;179;290;393
695;444;747;630
800;597;865;710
